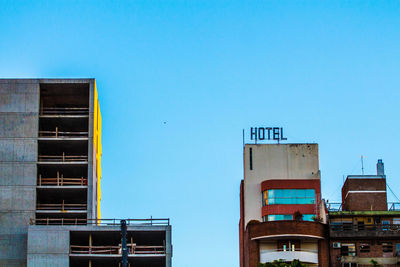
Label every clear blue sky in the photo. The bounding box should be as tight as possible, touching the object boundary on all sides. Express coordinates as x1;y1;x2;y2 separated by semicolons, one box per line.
1;1;400;266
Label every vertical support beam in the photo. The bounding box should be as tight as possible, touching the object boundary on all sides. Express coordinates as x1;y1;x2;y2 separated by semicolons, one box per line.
165;226;172;267
121;220;128;267
56;126;58;138
89;234;92;254
57;171;59;186
39;174;42;186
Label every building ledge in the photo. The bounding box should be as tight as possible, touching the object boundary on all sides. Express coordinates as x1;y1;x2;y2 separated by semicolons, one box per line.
247;221;327;240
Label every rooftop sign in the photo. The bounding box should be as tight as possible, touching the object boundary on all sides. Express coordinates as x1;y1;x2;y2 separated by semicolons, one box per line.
250;127;287;143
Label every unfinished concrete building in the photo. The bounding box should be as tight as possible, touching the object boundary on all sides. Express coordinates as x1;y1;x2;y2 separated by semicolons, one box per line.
0;79;172;267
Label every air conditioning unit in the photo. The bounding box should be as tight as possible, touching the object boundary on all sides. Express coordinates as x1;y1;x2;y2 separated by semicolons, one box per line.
333;242;341;248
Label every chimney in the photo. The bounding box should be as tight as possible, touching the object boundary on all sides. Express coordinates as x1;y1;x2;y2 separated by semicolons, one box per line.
377;159;385;176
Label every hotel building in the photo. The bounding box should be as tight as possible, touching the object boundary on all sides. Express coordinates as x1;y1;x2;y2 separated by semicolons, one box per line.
239;144;329;267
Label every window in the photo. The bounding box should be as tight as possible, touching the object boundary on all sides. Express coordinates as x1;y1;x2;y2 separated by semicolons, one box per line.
382;242;393;253
262;189;315;206
264;214;315;222
382;220;390;231
359;243;370;253
396;243;400;256
341;243;356;256
303;214;315;221
267;214;293;221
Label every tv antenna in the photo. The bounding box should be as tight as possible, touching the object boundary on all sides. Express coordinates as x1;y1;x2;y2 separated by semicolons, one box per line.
361;155;364;175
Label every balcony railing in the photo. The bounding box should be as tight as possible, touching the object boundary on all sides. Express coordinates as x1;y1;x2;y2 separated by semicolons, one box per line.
36;202;87;211
260;249;318;264
40;107;89;116
38;154;88;162
30;218;170;226
38;175;87;186
330;223;400;238
39;129;88;138
70;245;166;255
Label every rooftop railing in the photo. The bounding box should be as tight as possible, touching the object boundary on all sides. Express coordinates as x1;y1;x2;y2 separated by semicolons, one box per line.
30;218;170;226
327;202;400;212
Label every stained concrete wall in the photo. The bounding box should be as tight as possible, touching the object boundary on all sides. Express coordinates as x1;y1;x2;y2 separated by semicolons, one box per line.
27;226;69;267
0;79;39;266
27;224;173;267
243;144;320;227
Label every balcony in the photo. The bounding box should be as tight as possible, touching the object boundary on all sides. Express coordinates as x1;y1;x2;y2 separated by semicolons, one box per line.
260;249;318;264
247;221;327;241
330;223;400;238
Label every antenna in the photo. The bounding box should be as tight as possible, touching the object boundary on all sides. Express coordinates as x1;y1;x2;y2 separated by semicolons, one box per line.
242;129;245;148
361;155;364;175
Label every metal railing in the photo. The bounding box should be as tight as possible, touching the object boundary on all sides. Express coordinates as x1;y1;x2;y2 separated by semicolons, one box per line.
327;202;400;212
331;223;400;232
40;107;89;116
38;175;87;186
38;153;88;162
30;218;170;226
327;202;342;212
70;245;165;255
36;202;87;211
389;202;400;211
263;248;318;253
39;129;88;138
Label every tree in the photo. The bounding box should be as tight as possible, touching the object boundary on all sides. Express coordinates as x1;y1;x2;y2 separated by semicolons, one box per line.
370;259;383;267
258;259;306;267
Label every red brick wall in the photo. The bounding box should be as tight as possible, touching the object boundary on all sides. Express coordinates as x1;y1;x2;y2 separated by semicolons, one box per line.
342;178;387;211
242;221;330;267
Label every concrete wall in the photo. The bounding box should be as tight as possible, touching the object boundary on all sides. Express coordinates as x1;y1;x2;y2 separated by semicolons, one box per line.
27;226;70;267
27;224;172;267
0;79;39;266
243;144;320;226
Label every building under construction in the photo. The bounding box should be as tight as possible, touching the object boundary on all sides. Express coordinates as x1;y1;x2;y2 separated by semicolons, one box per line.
0;79;172;267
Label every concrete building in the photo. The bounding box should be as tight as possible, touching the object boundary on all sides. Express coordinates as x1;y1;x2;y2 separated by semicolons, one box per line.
0;79;172;267
329;160;400;267
239;144;329;267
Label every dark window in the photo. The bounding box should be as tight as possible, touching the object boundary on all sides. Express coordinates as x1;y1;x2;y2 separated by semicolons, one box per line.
341;243;356;256
249;148;253;170
360;243;370;253
383;242;393;253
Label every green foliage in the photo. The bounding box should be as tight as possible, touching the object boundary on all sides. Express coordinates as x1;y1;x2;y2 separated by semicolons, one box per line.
258;259;306;267
370;259;383;267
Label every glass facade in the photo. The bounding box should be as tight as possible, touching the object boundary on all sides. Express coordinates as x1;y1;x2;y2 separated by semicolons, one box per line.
263;214;315;222
262;189;315;206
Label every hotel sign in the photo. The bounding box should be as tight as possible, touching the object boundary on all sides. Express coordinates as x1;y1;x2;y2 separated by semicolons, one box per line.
250;127;287;142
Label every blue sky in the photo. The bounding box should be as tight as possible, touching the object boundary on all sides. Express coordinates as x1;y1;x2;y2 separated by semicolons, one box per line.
1;1;400;266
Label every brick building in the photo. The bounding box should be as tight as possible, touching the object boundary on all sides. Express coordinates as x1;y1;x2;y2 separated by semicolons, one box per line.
329;160;400;267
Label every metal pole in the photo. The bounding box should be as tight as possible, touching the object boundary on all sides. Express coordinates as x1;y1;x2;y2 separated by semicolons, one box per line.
121;220;128;267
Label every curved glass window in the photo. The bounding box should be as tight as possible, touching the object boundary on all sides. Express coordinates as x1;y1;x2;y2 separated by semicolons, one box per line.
263;214;315;222
262;189;315;206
